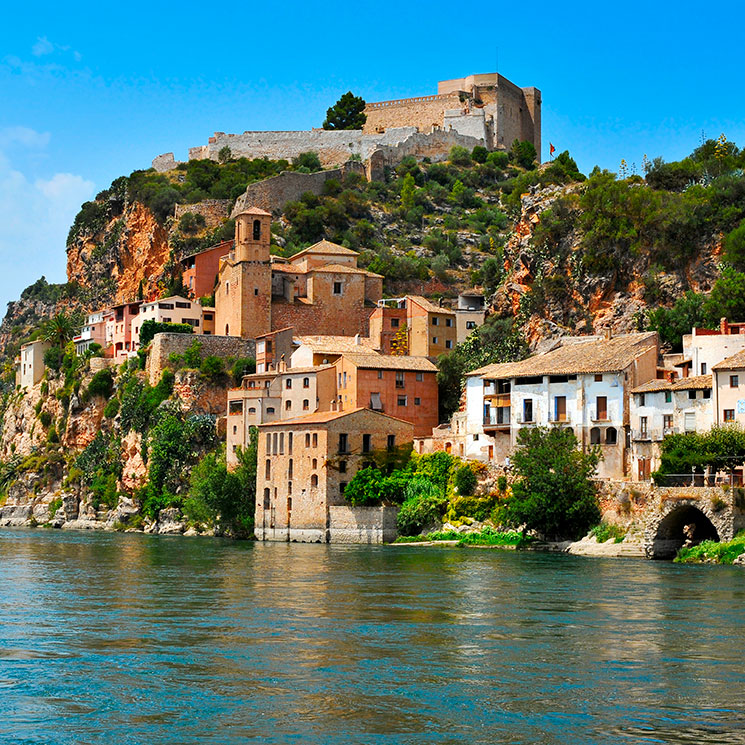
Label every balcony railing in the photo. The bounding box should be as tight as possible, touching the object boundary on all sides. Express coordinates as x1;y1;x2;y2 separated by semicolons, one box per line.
548;413;572;424
483;415;510;428
515;415;536;425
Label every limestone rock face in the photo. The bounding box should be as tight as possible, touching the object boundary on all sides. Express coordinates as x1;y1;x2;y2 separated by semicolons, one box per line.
156;507;185;535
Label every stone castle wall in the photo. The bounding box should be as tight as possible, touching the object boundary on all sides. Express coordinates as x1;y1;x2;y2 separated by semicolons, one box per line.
174;200;231;228
230;162;365;217
328;505;399;544
363;93;462;134
147;332;256;385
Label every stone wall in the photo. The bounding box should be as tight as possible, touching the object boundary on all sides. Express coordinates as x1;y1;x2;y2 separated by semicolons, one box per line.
328;505;399;544
174;200;231;228
363;93;462;134
147;332;255;385
230;162;365;217
152;153;178;172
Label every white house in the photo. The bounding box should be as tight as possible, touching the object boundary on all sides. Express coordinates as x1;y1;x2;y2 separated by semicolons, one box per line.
460;332;659;479
16;340;51;389
629;375;712;480
131;296;204;349
73;309;107;355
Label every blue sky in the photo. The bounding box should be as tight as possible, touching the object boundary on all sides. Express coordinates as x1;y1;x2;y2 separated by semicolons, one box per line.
1;0;744;311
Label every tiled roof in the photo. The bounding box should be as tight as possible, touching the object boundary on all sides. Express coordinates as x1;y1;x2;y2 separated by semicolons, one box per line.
294;335;381;353
258;406;412;428
713;349;745;371
341;353;437;372
291;240;360;260
631;378;672;394
407;295;456;315
672;374;712;390
235;206;271;216
471;332;659;379
271;264;303;274
309;263;383;278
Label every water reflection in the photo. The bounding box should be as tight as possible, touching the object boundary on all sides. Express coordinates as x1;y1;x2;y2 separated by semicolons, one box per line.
0;530;744;744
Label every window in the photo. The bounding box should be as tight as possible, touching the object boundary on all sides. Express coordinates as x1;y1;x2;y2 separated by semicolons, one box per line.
590;427;601;444
432;317;439;326
664;391;672;403
724;409;735;422
279;433;284;454
684;412;696;432
333;282;342;295
445;318;453;327
288;459;293;479
362;434;371;453
254;288;258;296
605;427;617;445
312;433;317;447
339;461;347;474
285;401;292;411
466;321;476;329
522;399;533;423
312;458;317;469
414;397;421;405
266;407;275;414
253;219;261;240
303;399;309;410
701;363;707;374
266;433;271;454
432;336;438;344
340;482;347;495
338;433;349;453
175;301;190;309
688;390;696;400
232;425;237;435
391;318;400;328
286;379;292;389
640;416;648;437
663;414;673;432
732;375;740;388
305;433;310;447
596;396;608;420
395;371;405;388
415;372;423;381
311;474;318;487
703;389;711;399
594;374;603;382
265;459;271;479
266;341;273;353
288;433;293;455
370;392;382;411
397;395;408;406
303;377;310;388
445;340;453;349
387;435;395;452
554;396;567;422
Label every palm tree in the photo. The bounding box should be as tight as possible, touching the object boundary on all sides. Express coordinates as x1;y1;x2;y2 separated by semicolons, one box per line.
42;311;82;349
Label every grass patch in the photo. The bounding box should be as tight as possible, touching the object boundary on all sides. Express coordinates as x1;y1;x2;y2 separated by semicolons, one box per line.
591;522;626;543
675;531;745;564
47;497;63;518
394;526;531;548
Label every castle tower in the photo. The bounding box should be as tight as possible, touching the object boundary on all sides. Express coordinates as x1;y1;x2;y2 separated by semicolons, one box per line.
215;207;273;339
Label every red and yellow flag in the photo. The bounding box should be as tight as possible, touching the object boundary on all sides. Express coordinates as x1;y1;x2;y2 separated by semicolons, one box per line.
549;142;556;156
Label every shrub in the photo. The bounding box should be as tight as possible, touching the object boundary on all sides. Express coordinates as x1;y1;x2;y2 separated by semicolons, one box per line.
471;146;488;163
87;368;114;399
139;320;193;347
38;410;52;428
44;346;63;371
292;151;322;172
487;151;509;169
47;425;59;444
230;357;256;386
182;339;203;369
200;355;225;380
103;398;120;419
449;146;472;166
396;476;448;536
48;497;63;518
591;522;626;543
454;464;478;496
496;475;508;492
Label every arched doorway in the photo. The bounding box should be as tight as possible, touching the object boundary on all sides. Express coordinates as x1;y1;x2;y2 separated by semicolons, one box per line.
650;505;720;560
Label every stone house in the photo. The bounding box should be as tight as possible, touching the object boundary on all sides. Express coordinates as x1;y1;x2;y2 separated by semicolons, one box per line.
255;327;294;373
455;293;486;344
369;295;457;359
255;407;413;542
215;209;383;341
668;318;745;378
180;239;233;301
290;334;380;367
333;353;439;438
16;340;51;389
629;376;713;480
226;364;337;468
456;333;659;479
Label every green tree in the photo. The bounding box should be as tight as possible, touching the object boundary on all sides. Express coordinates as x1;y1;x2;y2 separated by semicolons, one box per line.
510;139;538;169
42;312;82;349
292;152;322;172
505;426;601;540
723;221;745;270
646;291;711;350
218;146;232;164
322;91;367;130
400;173;416;211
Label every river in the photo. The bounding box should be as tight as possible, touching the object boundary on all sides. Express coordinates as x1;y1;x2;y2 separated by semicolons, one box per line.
0;529;744;744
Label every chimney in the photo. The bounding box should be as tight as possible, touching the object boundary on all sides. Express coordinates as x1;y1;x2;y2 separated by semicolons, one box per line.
604;328;612;340
354;334;361;346
721;317;729;335
279;354;286;373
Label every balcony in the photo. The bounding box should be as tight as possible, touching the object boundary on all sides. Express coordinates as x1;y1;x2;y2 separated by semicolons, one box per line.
515;415;536;425
483;414;510;430
548;413;572;425
485;393;511;408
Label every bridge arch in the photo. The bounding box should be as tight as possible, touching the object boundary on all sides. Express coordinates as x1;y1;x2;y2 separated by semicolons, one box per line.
646;501;721;560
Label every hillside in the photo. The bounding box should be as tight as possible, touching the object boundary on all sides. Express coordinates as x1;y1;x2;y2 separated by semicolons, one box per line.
3;136;745;376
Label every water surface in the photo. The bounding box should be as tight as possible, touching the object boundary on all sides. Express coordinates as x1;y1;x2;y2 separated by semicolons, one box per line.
0;529;743;744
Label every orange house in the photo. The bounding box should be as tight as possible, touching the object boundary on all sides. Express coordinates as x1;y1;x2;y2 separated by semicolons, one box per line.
334;353;439;437
181;239;233;300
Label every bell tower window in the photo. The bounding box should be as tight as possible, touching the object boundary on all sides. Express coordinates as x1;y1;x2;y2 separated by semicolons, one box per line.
253;219;261;241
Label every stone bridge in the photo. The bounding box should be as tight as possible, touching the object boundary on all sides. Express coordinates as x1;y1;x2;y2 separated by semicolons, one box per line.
642;486;745;559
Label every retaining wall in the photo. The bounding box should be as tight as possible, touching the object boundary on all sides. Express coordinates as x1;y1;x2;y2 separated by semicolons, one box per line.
328;505;399;544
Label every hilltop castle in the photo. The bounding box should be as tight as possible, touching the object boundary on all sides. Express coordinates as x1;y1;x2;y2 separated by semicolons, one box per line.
152;72;540;172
